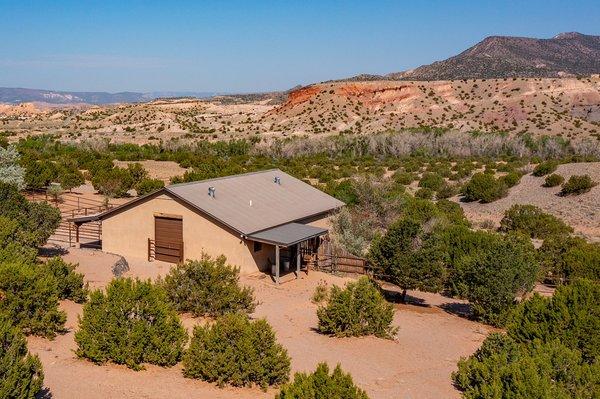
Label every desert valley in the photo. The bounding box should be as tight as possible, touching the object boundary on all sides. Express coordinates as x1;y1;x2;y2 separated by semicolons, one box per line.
1;14;600;399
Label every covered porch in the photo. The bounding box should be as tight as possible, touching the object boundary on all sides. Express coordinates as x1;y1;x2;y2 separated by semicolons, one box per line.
247;222;328;285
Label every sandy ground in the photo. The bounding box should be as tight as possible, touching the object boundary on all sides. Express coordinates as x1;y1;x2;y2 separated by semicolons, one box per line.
113;160;188;183
29;249;491;399
458;162;600;242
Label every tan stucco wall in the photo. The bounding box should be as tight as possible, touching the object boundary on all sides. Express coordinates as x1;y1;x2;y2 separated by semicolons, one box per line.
101;193;333;273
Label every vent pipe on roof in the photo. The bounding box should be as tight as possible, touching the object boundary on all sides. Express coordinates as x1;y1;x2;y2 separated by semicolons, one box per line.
208;187;216;198
274;176;281;185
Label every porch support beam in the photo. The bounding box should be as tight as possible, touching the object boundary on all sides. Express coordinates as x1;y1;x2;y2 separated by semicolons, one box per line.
75;223;81;248
296;243;301;279
275;245;280;285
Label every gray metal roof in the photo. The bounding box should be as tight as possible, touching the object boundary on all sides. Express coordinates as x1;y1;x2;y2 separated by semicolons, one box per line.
165;169;344;235
247;222;327;246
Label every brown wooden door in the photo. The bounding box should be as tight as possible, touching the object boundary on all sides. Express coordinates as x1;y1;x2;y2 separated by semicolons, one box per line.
154;216;183;263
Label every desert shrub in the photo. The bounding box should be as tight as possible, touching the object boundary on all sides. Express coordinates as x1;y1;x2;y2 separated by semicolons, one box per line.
499;204;573;239
435;182;456;199
393;171;416;185
543;173;564;187
317;277;397;338
0;262;66;337
311;281;329;304
325;179;358;205
418;172;444;191
276;362;369;399
499;171;522;187
560;174;597;195
57;164;85;191
42;257;88;303
22;159;58;190
461;172;507;203
162;254;255;317
422;225;500;298
460;233;539;326
0;145;25;189
135;178;165;196
0;316;44;399
0;216;37;263
538;235;600;282
75;278;187;370
453;333;600;399
183;313;290;388
369;218;445;299
0;182;61;248
126;162;148;186
507;279;600;362
91;167;134;197
414;187;433;199
532;160;559;176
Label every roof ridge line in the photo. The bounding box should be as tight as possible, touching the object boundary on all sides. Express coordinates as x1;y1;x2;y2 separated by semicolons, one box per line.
166;168;282;188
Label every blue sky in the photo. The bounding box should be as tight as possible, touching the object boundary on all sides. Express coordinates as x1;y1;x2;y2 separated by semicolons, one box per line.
1;0;598;93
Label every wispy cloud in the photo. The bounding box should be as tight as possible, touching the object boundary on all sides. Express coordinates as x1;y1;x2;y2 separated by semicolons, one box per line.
0;54;178;69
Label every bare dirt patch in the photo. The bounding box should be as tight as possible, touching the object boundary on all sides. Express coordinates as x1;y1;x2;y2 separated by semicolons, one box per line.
113;160;188;182
458;162;600;242
29;249;491;399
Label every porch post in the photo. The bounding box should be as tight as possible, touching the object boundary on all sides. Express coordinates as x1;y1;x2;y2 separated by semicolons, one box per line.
296;243;301;279
75;223;81;248
275;245;280;285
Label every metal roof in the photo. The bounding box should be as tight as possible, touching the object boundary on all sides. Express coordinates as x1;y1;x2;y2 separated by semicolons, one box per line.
166;169;344;235
247;222;327;247
97;169;344;235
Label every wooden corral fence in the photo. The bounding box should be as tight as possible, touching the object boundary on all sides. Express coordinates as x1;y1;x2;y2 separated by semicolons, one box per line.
314;238;372;275
24;188;112;248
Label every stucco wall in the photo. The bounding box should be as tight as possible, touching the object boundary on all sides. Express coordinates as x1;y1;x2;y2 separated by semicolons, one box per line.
101;192;332;273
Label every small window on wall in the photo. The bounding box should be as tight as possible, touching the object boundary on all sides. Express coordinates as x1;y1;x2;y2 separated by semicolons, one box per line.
253;241;262;252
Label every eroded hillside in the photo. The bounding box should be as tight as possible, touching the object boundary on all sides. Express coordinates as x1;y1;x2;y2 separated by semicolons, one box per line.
1;77;599;144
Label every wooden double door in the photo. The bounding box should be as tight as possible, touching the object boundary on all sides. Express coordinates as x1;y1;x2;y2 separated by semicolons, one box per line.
154;215;183;263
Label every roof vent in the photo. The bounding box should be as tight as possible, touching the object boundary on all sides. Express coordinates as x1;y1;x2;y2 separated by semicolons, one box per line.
208;186;216;198
274;176;281;185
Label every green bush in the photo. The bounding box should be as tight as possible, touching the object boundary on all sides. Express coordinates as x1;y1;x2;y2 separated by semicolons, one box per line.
507;279;600;362
135;178;165;196
0;317;44;399
75;278;187;370
393;171;416;185
0;262;66;337
460;233;539;326
560;174;597;195
538;235;600;282
317;277;397;338
435;182;456;199
0;182;61;248
499;204;573;239
162;254;255;317
543;173;564;187
532;160;559;176
91;167;134;197
414;187;433;199
461;173;507;203
276;363;369;399
418;172;444;191
499;171;522;187
43;257;88;303
369;218;445;298
183;313;290;389
453;333;600;399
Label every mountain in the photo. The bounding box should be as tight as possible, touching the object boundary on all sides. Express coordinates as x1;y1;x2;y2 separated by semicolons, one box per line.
0;87;216;104
370;32;600;81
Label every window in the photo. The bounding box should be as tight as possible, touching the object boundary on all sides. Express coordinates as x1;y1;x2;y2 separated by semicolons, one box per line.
253;241;262;252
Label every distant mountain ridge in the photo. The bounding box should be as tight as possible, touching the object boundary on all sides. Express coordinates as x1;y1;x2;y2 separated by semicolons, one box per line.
0;87;216;104
347;32;600;81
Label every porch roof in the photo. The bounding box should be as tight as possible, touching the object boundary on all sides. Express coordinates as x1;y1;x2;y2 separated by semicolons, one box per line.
247;222;327;247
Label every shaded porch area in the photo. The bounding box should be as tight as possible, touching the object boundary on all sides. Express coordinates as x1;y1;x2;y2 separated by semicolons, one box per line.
248;222;328;284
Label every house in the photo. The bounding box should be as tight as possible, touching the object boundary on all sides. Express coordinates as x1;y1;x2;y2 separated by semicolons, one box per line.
70;169;344;283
